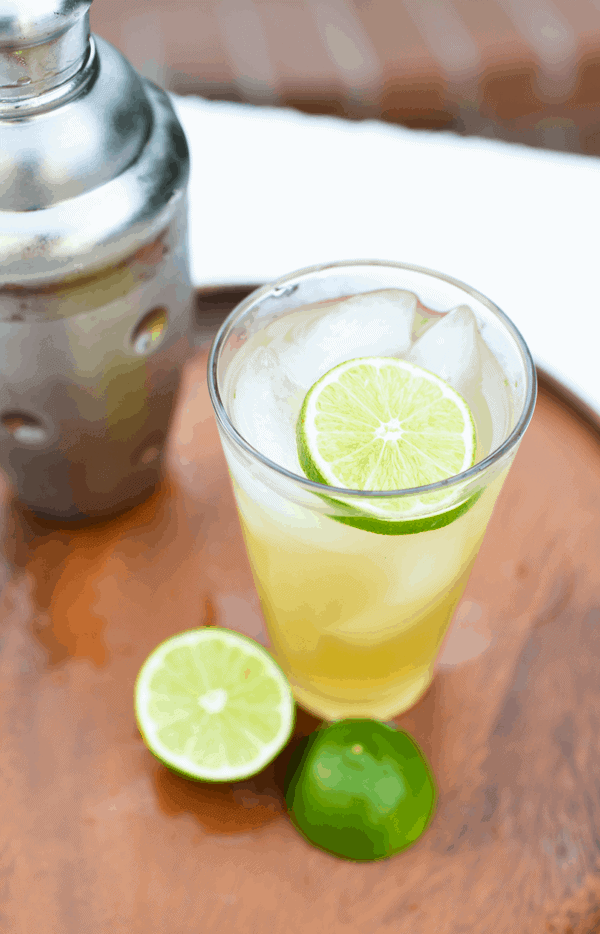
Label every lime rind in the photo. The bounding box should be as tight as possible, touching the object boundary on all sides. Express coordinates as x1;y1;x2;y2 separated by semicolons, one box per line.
135;628;295;782
285;720;437;861
324;488;483;535
297;356;478;535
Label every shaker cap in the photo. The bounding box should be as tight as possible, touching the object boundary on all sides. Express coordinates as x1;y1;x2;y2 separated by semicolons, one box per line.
0;0;92;100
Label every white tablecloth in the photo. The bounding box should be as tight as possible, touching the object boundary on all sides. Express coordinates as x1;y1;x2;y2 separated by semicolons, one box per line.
173;95;600;416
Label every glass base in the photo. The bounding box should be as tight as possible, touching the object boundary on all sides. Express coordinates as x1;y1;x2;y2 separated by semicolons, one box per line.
288;667;433;722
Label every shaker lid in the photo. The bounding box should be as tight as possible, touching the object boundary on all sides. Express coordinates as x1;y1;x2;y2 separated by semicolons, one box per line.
0;0;92;101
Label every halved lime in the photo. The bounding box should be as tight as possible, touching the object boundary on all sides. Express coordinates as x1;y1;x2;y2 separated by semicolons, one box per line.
297;356;477;533
135;628;295;782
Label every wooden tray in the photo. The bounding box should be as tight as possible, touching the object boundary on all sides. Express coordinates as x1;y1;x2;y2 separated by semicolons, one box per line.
1;288;600;933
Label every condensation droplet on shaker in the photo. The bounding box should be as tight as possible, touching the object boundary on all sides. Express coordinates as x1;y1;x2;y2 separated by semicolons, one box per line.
1;413;47;445
131;430;165;467
131;306;168;355
139;446;160;465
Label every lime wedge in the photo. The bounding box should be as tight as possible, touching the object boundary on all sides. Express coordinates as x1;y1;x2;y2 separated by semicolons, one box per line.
297;356;477;533
135;628;295;782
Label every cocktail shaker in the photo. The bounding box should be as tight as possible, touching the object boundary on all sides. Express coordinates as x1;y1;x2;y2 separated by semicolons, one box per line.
0;0;196;520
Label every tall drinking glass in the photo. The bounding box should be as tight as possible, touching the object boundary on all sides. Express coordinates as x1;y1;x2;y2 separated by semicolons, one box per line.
208;261;536;721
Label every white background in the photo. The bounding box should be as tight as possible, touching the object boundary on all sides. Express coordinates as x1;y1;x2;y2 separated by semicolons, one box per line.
174;95;600;415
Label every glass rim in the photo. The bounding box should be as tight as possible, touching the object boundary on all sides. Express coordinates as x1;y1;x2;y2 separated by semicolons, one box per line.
208;259;538;500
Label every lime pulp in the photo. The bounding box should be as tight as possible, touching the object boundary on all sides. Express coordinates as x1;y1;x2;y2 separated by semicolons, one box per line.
297;356;478;534
135;628;295;782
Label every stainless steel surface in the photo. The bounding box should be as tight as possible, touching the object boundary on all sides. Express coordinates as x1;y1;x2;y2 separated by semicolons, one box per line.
0;0;195;520
0;0;92;101
0;46;180;268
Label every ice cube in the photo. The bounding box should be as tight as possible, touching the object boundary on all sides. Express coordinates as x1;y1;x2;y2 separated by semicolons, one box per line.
265;288;418;393
229;342;301;471
408;304;480;389
408;304;510;452
313;288;417;375
229;289;419;470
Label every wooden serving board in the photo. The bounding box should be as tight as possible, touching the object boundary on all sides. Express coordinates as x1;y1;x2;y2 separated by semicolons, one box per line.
1;289;600;933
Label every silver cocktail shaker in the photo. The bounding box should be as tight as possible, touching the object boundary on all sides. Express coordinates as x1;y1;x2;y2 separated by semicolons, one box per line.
0;0;196;520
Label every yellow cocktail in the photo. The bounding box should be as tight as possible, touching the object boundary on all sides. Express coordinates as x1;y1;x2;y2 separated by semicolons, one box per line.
208;261;536;720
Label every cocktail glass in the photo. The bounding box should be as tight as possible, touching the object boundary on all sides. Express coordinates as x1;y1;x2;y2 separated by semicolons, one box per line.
208;261;536;721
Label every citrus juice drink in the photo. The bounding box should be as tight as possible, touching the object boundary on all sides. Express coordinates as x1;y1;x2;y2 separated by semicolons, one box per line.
234;477;502;719
208;262;536;721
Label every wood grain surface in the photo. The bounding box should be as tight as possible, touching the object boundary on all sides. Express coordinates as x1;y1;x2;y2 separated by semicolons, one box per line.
1;294;600;933
92;0;600;153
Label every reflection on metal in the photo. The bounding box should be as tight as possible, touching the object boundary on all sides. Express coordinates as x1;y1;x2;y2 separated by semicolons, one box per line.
132;307;168;356
139;446;161;465
131;430;165;467
1;413;47;446
0;4;195;520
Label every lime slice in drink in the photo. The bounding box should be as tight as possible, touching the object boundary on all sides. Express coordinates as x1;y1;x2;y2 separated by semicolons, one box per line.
297;356;477;534
135;628;295;782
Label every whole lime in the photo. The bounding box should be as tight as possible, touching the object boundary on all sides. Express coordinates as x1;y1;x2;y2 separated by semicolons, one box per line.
285;719;437;860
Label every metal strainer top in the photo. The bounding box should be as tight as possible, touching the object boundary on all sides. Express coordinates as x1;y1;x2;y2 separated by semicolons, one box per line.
0;0;92;101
